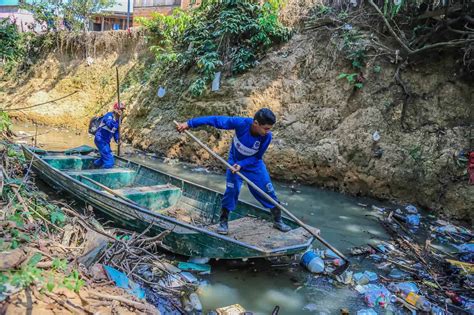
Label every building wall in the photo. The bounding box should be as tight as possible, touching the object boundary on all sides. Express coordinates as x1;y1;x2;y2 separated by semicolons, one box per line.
0;7;42;32
133;6;174;19
180;0;201;10
133;0;200;21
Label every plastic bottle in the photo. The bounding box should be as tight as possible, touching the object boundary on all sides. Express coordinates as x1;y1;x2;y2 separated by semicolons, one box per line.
189;292;203;313
354;272;370;285
387;282;419;295
300;251;325;273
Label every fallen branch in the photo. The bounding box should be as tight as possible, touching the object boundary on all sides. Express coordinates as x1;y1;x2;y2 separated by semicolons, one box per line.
8;183;34;224
43;291;91;315
87;290;159;315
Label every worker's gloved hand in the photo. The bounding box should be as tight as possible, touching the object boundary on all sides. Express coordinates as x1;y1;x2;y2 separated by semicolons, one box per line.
231;164;241;174
176;122;189;133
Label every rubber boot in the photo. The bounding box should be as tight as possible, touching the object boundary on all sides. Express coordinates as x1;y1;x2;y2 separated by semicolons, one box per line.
217;208;229;235
271;208;291;232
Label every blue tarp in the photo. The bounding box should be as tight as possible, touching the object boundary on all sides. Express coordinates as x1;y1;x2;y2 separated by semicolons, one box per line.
103;265;145;299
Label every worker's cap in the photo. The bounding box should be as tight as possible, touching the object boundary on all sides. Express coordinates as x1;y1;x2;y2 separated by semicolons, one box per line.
113;102;126;110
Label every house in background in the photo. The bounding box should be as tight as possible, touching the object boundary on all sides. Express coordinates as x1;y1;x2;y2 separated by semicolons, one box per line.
0;0;42;32
133;0;200;21
90;0;134;31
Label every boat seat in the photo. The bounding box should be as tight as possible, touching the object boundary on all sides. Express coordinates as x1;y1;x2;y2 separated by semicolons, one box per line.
43;155;96;170
67;168;136;189
112;185;182;211
210;216;318;251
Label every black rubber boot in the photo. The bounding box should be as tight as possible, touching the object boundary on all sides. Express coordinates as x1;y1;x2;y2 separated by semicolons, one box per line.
217;208;230;235
271;208;291;232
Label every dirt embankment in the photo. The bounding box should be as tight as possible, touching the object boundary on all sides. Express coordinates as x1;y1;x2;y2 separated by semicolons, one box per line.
0;30;149;129
1;27;472;222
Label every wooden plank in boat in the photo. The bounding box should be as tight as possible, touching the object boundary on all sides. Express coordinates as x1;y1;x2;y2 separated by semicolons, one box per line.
210;217;317;251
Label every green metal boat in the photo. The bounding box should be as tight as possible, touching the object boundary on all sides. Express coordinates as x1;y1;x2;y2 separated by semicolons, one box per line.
22;145;316;259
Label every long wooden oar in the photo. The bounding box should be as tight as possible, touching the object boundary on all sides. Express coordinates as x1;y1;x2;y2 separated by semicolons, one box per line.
173;120;351;275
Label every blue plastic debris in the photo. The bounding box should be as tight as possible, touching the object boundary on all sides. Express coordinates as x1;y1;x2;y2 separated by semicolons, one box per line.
103;265;145;299
180;272;199;284
354;273;370;285
177;262;211;274
405;204;418;214
324;249;340;259
357;309;377;315
455;243;474;253
405;214;420;226
387;282;419;295
354;271;378;285
388;268;411;280
301;251;325;273
157;86;166;98
355;284;381;294
365;271;378;282
369;254;383;262
376;244;387;253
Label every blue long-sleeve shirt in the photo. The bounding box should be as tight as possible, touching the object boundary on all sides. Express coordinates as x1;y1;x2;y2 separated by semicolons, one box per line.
95;112;120;144
187;116;272;171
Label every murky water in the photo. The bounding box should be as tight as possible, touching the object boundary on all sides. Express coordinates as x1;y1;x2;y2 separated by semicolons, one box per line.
13;122;394;314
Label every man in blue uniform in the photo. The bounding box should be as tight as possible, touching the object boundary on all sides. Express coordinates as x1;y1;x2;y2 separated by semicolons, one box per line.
176;108;291;235
94;102;125;169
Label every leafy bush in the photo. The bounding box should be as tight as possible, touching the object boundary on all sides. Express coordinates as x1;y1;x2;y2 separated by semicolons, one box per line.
0;112;12;133
0;20;27;73
141;0;291;96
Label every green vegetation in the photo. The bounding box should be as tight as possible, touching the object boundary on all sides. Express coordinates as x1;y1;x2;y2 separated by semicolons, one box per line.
140;0;291;96
0;20;29;74
0;111;12;133
0;138;84;296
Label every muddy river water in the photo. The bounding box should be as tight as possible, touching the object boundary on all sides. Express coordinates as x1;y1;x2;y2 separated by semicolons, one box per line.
13;122;400;314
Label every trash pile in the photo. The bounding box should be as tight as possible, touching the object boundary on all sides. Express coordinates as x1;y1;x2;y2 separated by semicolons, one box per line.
301;203;473;314
355;204;473;314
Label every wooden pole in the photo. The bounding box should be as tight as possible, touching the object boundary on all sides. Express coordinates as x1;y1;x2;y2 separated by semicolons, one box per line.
116;67;122;156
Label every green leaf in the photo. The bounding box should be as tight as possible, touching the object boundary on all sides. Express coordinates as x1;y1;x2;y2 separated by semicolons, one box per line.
19;232;31;242
8;214;24;228
52;258;67;272
50;209;66;226
354;83;364;89
28;253;43;267
46;281;55;292
10;239;19;249
337;73;348;80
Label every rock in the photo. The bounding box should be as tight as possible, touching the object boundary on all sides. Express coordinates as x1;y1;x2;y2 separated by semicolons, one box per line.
0;248;26;271
89;263;107;281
